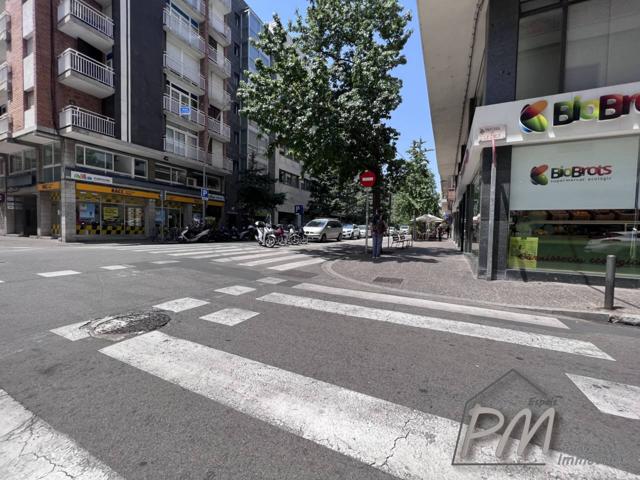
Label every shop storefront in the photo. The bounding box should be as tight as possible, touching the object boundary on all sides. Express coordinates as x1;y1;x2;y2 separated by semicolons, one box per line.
75;183;159;237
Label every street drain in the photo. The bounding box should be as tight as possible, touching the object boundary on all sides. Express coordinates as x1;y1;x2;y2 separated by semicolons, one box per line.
373;276;403;285
85;310;171;340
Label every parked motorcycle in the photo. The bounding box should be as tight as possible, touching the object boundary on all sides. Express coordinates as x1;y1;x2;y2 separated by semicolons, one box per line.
177;221;212;243
255;222;277;248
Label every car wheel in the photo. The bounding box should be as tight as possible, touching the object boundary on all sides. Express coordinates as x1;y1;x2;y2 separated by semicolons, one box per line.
337;234;342;242
320;234;326;243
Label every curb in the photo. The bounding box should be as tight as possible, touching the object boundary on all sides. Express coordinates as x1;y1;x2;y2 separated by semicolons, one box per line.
322;260;639;326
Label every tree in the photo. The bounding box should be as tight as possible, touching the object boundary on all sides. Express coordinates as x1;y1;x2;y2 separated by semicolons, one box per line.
306;170;367;222
238;0;411;212
390;139;440;224
236;162;286;220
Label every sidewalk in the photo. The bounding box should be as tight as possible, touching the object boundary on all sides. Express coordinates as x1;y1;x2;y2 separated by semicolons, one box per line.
325;239;640;322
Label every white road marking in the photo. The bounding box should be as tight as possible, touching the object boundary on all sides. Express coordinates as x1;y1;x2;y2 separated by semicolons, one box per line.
99;331;636;480
50;321;91;341
153;297;209;312
191;250;255;259
169;249;238;256
100;265;130;271
258;293;614;361
151;260;180;265
239;254;307;267
257;277;286;285
213;250;293;263
0;280;4;284
269;258;326;271
293;283;567;329
37;270;81;278
172;248;248;258
567;373;640;420
0;389;125;479
200;308;259;326
215;285;256;296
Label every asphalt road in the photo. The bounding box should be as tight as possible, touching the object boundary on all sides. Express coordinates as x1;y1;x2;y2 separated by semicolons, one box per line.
0;236;639;480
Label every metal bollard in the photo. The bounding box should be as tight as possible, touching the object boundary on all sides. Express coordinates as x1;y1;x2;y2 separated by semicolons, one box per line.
604;255;616;310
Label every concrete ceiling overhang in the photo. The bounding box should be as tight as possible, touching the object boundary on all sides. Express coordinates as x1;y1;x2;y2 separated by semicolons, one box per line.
417;0;487;192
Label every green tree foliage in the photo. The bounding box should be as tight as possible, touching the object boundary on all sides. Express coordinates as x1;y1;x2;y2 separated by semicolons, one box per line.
390;139;440;224
306;170;367;223
237;0;411;211
236;163;286;219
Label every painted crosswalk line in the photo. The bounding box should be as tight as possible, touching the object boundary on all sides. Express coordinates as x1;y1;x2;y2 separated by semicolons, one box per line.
50;321;91;341
0;389;124;479
151;260;180;265
213;250;292;263
99;332;636;480
200;308;259;326
239;254;307;267
215;285;256;296
567;373;640;420
100;265;131;271
257;277;286;285
169;248;241;256
191;249;255;259
171;248;249;258
293;283;567;329
37;270;81;278
257;293;614;361
153;297;209;312
269;257;326;271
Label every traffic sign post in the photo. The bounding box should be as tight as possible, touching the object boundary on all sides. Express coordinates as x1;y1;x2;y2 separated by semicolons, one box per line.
359;170;376;188
359;171;376;254
294;204;304;227
201;189;209;224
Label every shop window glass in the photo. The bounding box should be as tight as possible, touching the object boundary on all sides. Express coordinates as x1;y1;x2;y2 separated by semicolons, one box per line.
471;174;482;256
114;155;133;175
134;159;147;178
516;8;563;100
565;0;640;92
77;202;100;231
85;148;105;169
126;205;145;233
102;203;124;231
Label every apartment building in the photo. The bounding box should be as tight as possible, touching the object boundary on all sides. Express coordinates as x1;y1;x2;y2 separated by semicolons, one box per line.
0;0;233;241
419;0;640;286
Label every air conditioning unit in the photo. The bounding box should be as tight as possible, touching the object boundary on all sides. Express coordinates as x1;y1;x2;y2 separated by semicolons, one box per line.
186;178;197;187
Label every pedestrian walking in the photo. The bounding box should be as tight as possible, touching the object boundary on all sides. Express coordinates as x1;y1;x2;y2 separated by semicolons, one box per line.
371;211;386;259
437;223;443;242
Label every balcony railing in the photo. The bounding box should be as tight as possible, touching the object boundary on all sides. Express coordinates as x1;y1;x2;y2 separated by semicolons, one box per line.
213;0;232;13
163;94;206;127
223;157;234;173
0;63;8;90
207;45;231;77
0;12;9;40
58;0;113;39
0;114;10;135
210;89;231;109
59;105;115;137
163;8;205;55
164;137;207;163
163;54;205;91
182;0;205;17
209;14;231;43
58;48;114;87
208;116;230;141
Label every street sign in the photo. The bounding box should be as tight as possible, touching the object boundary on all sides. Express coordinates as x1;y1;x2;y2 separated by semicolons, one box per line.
201;188;209;199
294;204;304;215
359;170;376;188
478;125;506;142
180;106;191;116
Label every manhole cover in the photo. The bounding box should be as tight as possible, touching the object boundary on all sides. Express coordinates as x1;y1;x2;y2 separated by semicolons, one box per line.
84;310;171;340
373;276;403;285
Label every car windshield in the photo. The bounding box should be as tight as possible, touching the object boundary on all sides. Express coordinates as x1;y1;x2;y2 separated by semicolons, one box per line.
306;220;326;228
343;224;353;229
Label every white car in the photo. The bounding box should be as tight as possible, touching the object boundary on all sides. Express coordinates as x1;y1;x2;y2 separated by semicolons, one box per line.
342;224;361;239
399;225;410;235
304;218;343;242
585;231;637;253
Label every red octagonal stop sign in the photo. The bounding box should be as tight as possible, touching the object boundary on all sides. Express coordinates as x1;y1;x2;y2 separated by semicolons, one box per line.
359;170;376;188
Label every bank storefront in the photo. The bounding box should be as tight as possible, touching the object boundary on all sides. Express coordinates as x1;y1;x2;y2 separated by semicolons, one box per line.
458;82;640;285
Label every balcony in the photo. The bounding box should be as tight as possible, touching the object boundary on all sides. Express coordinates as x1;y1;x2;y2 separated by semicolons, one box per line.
175;0;205;22
58;0;114;53
0;62;9;99
163;94;206;131
223;157;233;173
0;12;10;41
208;116;230;143
163;53;205;95
58;49;114;98
164;137;207;163
0;113;11;138
208;45;231;78
163;8;205;58
209;88;231;111
209;14;231;46
210;154;233;173
59;105;115;137
212;0;231;15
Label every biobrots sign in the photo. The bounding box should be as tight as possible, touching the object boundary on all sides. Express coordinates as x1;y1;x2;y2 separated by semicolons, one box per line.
530;164;613;186
520;91;640;133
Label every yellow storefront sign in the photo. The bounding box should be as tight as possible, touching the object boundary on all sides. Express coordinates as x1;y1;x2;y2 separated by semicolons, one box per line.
37;182;60;192
76;183;160;200
165;194;224;207
508;237;539;269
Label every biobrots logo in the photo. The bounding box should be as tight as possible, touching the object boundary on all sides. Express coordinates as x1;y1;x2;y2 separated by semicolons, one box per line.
530;165;549;185
520;101;548;133
530;164;612;185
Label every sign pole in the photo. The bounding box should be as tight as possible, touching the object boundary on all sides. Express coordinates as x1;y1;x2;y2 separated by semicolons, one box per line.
364;190;369;254
486;138;497;280
160;190;165;243
202;161;206;224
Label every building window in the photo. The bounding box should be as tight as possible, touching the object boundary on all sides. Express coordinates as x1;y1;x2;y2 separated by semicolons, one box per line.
9;150;36;174
234;42;240;57
75;145;147;179
42;144;61;183
233;103;239;115
233;73;240;86
279;169;300;188
235;13;240;27
301;178;313;191
155;163;187;185
234;131;240;145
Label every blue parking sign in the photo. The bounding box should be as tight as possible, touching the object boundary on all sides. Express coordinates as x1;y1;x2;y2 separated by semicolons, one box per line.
201;188;209;199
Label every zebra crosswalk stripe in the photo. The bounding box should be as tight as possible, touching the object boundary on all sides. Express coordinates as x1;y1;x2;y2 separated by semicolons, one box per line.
153;298;209;312
99;332;637;480
212;250;293;263
257;293;614;361
239;254;307;267
268;258;326;271
567;373;640;420
293;283;567;329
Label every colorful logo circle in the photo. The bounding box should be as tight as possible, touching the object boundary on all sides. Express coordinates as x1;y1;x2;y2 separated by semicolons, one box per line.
530;165;549;185
520;100;548;133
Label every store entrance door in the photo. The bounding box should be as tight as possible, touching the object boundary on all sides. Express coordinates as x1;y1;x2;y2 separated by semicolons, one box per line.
22;195;37;236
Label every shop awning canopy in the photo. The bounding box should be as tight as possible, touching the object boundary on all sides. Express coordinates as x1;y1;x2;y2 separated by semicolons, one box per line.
416;214;443;223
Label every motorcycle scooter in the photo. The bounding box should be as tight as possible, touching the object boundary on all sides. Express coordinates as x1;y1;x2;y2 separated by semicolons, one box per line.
177;221;212;243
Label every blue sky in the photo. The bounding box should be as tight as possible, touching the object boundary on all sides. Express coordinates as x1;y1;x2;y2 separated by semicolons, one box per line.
248;0;439;191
